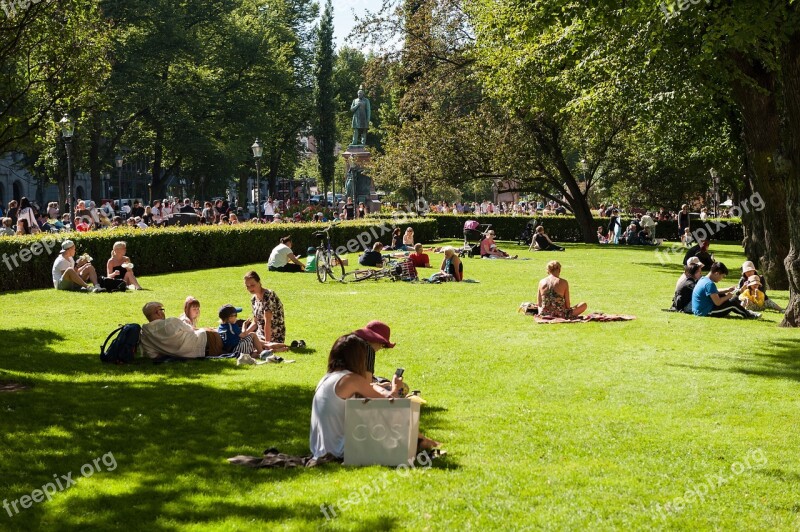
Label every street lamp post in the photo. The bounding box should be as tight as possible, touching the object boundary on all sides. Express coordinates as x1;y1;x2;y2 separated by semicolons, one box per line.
116;154;124;217
251;138;263;219
59;115;75;226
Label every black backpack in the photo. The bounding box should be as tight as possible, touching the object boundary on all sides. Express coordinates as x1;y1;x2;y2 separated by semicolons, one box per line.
100;324;141;364
100;276;128;292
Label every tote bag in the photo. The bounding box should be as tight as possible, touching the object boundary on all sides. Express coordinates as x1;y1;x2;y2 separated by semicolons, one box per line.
343;398;420;466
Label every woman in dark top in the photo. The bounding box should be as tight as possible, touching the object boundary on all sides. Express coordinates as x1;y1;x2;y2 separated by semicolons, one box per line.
343;197;356;220
357;202;367;218
532;226;565;251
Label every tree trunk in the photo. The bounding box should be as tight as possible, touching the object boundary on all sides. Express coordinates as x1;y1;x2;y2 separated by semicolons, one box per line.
729;52;790;289
780;30;800;326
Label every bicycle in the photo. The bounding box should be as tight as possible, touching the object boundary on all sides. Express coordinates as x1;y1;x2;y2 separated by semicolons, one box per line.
314;225;345;283
342;258;405;283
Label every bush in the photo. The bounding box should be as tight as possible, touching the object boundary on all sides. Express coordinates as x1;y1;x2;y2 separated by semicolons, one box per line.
0;217;438;292
426;214;743;242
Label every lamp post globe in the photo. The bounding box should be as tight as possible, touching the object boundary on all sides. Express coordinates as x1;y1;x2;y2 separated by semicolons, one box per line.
115;154;124;217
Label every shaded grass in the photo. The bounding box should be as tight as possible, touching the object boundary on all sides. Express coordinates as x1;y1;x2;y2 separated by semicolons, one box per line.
1;241;799;530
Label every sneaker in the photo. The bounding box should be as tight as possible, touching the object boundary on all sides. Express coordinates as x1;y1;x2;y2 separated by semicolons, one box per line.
749;311;762;319
264;354;283;363
257;350;273;361
237;354;256;366
91;286;106;293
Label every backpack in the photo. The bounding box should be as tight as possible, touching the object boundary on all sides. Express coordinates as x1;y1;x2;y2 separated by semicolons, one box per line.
100;324;141;364
100;276;128;292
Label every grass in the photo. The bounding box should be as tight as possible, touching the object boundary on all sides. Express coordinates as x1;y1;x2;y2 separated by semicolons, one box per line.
1;241;799;530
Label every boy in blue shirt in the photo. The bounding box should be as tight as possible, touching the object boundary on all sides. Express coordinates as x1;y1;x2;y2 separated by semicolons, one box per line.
218;304;276;365
692;262;759;319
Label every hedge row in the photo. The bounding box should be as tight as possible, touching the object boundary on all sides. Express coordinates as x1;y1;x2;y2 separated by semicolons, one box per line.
0;217;437;292
427;214;744;242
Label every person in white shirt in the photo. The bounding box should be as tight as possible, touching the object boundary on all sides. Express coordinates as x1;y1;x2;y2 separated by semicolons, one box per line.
151;200;162;224
51;239;101;291
263;197;275;221
268;236;305;272
140;301;224;359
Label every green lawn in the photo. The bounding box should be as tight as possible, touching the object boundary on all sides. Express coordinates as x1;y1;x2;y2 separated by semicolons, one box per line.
1;242;799;530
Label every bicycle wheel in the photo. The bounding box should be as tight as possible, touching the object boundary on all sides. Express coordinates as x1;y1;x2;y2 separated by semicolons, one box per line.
343;269;376;283
315;249;328;283
329;252;346;282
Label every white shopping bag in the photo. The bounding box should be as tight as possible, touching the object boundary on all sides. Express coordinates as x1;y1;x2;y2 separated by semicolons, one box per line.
343;398;420;466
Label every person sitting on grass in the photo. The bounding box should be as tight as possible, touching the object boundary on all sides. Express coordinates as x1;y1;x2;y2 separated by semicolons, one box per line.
179;296;202;329
409;243;430;268
737;261;783;312
675;256;704;291
683;239;713;270
531;226;565;251
309;333;440;461
352;320;404;396
217;304;275;366
430;246;463;282
304;246;318;273
402;227;415;249
672;263;702;313
140;301;225;359
359;242;384;267
537;260;587;318
691;262;760;319
596;226;608;244
480;229;517;258
268;236;305;272
51;240;103;292
107;241;143;290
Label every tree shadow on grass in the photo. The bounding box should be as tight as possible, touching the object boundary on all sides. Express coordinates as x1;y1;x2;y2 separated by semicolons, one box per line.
667;339;800;383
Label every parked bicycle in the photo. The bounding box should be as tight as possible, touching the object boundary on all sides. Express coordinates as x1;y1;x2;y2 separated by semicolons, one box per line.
342;258;414;283
314;225;345;283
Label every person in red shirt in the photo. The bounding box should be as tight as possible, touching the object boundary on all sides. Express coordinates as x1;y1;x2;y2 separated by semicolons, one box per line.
409;244;430;268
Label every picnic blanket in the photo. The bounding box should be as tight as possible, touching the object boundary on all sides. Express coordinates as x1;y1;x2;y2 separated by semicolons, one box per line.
534;313;636;324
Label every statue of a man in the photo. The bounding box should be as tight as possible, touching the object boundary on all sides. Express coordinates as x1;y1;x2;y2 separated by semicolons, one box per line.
350;88;371;146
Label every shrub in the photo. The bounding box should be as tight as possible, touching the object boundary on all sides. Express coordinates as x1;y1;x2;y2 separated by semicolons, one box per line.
0;217;437;292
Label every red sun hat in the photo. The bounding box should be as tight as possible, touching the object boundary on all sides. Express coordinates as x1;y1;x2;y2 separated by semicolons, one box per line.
353;321;396;348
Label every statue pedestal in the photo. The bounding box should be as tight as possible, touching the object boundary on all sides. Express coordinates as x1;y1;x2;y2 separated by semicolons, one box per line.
342;146;380;213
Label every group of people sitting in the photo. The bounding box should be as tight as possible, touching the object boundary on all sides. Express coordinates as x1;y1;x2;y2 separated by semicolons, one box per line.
671;258;783;318
51;239;143;293
140;271;291;365
601;211;659;245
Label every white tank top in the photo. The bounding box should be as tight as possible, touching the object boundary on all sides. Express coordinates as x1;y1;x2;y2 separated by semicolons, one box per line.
309;370;352;459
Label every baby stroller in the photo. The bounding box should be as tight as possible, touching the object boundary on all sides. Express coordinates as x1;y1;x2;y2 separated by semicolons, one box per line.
516;219;538;246
459;220;492;258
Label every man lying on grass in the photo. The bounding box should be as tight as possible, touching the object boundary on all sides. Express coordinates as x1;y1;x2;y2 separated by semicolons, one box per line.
691;262;760;319
140;301;225;358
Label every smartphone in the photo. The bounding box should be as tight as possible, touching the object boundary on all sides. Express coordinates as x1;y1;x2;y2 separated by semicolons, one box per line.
395;367;405;378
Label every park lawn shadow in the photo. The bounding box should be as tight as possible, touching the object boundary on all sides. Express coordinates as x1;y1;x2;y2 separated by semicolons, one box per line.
666;339;800;383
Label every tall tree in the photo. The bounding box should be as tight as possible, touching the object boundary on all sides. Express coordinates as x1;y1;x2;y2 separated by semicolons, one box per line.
314;0;336;197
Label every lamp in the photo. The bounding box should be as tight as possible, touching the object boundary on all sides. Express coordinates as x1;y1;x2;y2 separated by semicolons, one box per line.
251;138;263;219
59;115;75;226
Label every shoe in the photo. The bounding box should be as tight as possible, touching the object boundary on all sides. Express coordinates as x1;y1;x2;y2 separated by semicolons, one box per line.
297;340;306;348
257;350;273;361
91;286;106;293
749;311;762;319
290;340;299;348
237;354;256;366
264;354;283;363
79;286;90;292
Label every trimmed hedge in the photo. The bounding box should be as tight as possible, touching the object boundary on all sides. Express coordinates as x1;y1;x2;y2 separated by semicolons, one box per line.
427;214;744;242
0;217;437;292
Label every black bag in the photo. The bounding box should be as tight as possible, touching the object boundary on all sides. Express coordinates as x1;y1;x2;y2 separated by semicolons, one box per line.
100;276;127;292
100;324;141;364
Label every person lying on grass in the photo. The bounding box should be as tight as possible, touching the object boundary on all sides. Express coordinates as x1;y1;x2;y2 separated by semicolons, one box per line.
140;301;224;358
359;242;384;267
537;260;587;319
408;243;430;268
309;333;440;461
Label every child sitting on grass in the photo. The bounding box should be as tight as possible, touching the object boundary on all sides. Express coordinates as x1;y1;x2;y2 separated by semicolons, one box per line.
304;246;317;273
738;276;773;312
217;304;275;365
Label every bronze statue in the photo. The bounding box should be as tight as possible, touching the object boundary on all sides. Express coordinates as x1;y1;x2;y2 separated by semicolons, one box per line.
350;88;370;146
